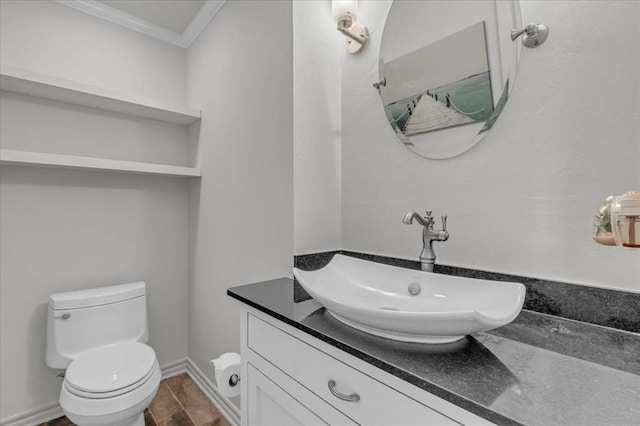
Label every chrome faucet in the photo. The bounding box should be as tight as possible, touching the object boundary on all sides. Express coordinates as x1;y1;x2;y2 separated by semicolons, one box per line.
402;210;449;272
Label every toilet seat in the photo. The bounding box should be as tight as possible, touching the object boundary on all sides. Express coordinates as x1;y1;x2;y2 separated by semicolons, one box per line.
64;342;157;399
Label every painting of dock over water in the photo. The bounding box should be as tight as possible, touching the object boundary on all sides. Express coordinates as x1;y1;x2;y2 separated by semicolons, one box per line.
382;21;494;136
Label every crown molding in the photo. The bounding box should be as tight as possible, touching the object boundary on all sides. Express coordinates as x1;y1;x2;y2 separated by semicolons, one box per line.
55;0;227;49
182;0;226;47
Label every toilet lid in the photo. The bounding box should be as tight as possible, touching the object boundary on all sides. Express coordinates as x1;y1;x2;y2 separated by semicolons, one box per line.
65;342;157;397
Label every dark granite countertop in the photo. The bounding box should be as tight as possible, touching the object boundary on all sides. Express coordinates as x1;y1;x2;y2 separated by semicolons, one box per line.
228;278;640;426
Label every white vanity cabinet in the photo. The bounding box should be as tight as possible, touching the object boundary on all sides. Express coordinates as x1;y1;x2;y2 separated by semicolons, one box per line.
240;308;495;426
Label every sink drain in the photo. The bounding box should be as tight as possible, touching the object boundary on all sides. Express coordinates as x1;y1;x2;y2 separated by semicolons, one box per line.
408;282;421;296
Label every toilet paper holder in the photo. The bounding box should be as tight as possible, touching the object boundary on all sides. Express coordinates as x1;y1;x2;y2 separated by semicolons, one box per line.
211;352;242;397
228;374;240;387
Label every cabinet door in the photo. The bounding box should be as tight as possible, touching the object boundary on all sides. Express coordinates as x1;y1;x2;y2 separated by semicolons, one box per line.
247;363;326;426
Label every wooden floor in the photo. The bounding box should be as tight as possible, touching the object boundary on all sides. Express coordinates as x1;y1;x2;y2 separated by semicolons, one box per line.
40;373;231;426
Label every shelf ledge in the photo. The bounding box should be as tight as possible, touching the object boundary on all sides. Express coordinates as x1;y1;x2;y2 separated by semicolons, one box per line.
0;149;201;178
0;64;201;125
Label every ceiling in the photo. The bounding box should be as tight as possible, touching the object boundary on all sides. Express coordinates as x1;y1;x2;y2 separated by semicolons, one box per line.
99;0;208;34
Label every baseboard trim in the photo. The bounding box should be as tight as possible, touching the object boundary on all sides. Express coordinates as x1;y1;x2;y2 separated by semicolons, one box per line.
0;358;191;426
0;402;63;426
186;359;241;426
160;357;189;379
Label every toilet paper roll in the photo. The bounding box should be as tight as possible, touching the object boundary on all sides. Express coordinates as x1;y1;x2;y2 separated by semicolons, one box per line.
212;352;241;398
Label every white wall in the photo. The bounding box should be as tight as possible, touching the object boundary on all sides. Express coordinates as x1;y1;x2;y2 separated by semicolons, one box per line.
293;0;342;254
0;0;187;104
0;93;191;166
186;0;293;408
338;0;640;291
0;168;190;420
0;1;190;421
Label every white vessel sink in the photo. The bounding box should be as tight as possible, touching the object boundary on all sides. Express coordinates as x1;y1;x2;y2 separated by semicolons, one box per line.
293;255;526;344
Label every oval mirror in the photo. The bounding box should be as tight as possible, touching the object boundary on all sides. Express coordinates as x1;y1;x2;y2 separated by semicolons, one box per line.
378;1;522;159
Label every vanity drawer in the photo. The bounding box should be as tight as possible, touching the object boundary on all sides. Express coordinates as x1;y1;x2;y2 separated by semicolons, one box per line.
247;352;357;426
247;313;461;426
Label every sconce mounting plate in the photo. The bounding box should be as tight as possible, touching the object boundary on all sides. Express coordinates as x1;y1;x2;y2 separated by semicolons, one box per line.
344;23;368;54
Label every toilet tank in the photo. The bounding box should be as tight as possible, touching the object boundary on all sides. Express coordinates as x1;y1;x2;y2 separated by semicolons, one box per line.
45;282;149;369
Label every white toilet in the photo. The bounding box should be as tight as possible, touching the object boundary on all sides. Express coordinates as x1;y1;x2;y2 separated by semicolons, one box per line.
45;282;161;426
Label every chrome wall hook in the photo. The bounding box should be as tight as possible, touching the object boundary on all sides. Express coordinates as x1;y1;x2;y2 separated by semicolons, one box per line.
372;77;386;90
511;23;548;48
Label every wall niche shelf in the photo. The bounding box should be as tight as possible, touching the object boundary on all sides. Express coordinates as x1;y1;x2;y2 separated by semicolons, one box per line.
0;64;201;125
1;65;202;178
0;149;201;178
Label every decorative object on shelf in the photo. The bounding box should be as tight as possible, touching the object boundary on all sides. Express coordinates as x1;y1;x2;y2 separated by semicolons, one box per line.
592;191;640;248
332;0;368;54
592;195;617;246
510;23;549;48
616;192;640;248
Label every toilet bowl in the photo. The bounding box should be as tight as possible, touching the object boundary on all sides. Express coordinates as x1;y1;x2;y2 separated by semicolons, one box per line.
45;282;160;426
60;342;161;426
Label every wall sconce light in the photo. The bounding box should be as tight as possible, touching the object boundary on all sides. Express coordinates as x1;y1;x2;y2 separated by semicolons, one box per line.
332;0;368;54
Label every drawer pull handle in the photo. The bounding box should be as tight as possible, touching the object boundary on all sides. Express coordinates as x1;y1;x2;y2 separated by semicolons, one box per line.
327;380;360;402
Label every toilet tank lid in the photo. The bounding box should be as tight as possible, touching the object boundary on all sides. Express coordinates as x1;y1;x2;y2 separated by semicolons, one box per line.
49;282;146;310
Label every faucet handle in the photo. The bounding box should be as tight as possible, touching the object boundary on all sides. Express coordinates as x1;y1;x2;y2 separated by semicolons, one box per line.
441;215;447;231
424;210;435;225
